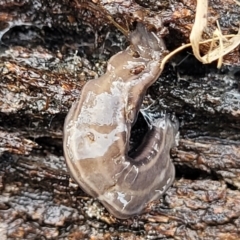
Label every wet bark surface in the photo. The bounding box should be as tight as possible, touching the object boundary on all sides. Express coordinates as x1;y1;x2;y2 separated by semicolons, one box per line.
0;0;240;239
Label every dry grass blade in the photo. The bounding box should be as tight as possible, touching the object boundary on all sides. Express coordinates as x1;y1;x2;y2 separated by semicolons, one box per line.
160;0;240;70
160;34;240;71
201;29;240;66
189;0;208;63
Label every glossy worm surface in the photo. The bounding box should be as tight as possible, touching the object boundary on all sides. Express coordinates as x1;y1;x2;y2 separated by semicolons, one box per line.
63;22;179;219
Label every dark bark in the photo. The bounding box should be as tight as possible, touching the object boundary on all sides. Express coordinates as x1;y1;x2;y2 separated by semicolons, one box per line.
0;0;240;239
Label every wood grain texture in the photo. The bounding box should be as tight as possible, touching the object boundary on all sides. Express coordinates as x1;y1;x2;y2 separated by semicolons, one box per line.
0;0;240;239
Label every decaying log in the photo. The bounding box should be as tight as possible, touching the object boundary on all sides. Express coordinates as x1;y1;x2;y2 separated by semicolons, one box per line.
1;152;240;239
0;0;240;239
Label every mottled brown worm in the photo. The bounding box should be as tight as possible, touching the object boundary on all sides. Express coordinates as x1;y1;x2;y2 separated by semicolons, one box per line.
63;22;179;219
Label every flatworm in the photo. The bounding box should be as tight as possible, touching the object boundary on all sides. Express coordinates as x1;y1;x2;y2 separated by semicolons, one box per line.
63;22;179;219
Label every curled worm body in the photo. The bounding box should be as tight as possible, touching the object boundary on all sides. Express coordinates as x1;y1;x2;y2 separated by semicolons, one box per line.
63;22;178;219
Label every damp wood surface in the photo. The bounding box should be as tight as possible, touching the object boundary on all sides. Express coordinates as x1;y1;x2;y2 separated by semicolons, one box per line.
0;0;240;239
